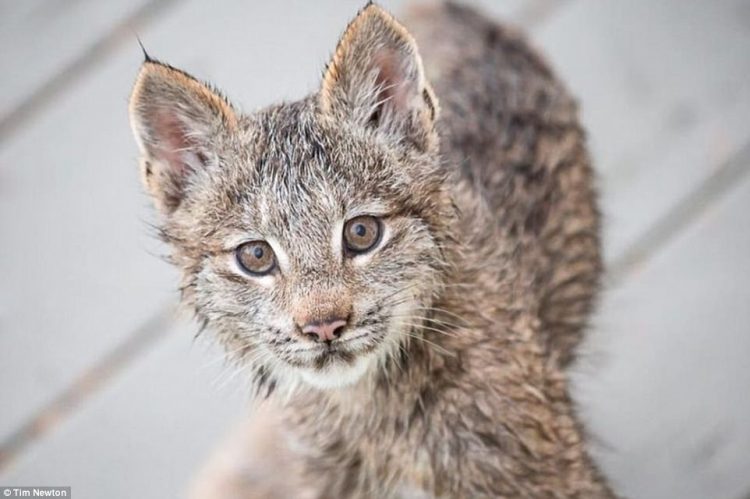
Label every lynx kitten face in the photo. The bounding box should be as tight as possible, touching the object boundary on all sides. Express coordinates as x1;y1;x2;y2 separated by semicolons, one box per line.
129;7;452;390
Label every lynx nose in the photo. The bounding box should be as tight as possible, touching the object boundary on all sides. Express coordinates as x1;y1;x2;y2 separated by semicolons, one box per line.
301;317;348;343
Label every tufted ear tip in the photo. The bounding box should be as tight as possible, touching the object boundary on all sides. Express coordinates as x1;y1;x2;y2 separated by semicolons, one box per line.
129;60;237;133
319;3;438;150
128;60;237;214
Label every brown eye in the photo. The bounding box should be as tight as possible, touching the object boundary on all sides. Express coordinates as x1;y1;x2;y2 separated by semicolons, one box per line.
235;241;276;275
343;216;382;255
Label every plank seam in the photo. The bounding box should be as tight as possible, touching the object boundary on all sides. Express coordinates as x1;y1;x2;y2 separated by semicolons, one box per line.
0;0;181;146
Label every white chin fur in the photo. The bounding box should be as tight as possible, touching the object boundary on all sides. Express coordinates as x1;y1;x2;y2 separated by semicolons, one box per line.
298;355;372;390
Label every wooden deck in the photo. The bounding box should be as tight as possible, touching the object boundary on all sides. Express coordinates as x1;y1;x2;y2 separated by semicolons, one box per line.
1;0;749;497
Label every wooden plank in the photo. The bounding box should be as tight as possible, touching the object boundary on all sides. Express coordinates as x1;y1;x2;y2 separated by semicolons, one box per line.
0;44;177;443
0;0;161;125
0;322;248;499
572;169;750;499
534;0;750;263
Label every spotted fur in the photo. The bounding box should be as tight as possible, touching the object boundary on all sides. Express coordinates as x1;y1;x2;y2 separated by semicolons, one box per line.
130;2;613;497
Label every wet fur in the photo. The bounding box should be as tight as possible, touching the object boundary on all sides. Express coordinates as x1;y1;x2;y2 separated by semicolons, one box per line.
130;2;613;498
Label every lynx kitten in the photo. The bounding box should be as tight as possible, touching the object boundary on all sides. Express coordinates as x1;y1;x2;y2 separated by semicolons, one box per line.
129;2;613;497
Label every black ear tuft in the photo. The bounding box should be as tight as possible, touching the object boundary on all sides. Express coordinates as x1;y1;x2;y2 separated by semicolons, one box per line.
136;36;153;63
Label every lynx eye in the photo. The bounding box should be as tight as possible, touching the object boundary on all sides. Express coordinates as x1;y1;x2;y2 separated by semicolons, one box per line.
343;216;382;255
235;241;276;275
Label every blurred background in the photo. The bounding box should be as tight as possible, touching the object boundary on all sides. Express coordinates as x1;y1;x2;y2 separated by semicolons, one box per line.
1;0;749;497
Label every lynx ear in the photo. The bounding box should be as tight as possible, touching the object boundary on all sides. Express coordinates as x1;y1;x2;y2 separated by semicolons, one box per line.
128;61;237;214
320;3;438;151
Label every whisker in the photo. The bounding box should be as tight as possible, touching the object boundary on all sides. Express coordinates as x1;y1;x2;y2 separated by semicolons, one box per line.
389;313;466;331
377;282;421;305
412;305;471;326
399;331;455;357
200;343;253;370
401;322;460;338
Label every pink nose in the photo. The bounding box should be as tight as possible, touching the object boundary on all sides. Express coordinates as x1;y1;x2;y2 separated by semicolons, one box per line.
301;318;348;343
